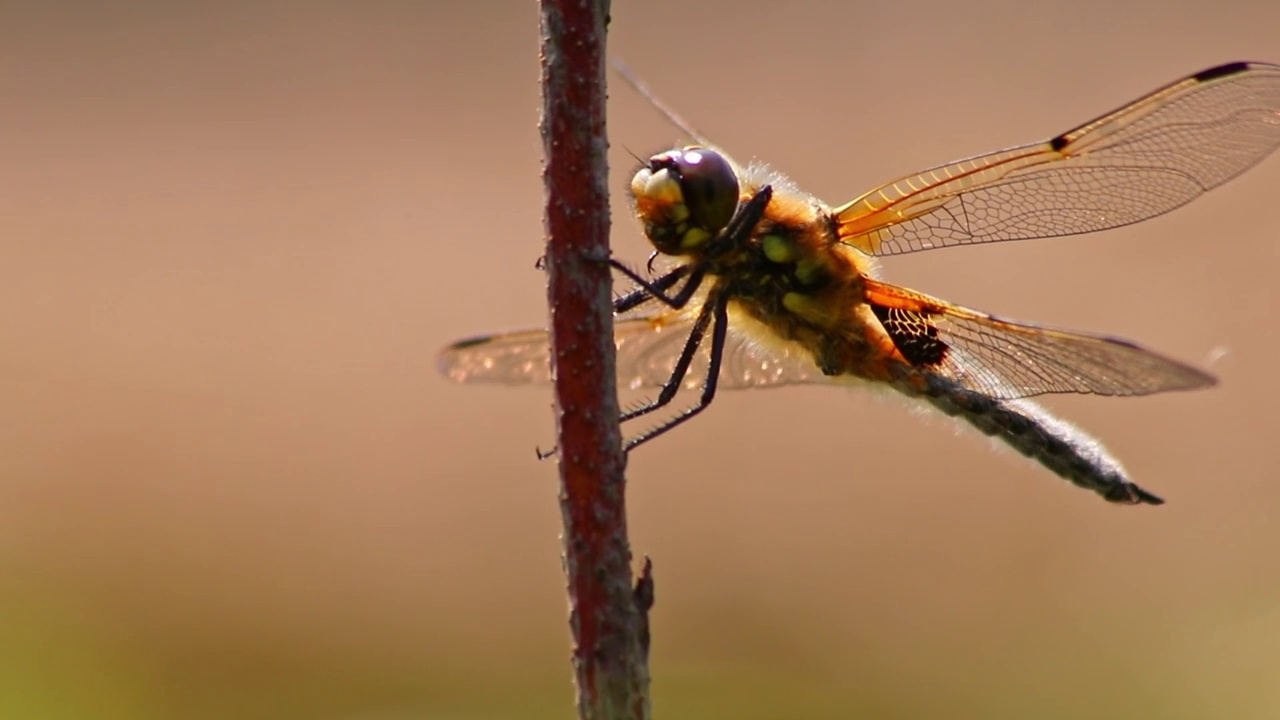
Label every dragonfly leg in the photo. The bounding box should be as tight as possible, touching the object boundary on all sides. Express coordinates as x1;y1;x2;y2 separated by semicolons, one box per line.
624;293;729;452
532;288;716;456
610;261;705;309
618;293;716;424
613;265;689;314
545;185;772;454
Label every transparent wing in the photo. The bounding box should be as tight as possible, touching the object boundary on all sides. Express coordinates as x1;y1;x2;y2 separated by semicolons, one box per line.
863;278;1216;399
836;61;1280;256
438;328;558;386
437;306;826;392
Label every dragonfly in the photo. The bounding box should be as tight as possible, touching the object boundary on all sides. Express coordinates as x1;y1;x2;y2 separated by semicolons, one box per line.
439;61;1280;505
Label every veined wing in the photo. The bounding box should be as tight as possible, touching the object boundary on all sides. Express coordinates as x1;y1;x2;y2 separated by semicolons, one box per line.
439;327;557;386
836;61;1280;256
863;278;1215;399
438;305;825;391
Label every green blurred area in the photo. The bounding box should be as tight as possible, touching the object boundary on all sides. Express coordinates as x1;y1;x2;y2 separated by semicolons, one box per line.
2;1;1279;718
2;572;1278;718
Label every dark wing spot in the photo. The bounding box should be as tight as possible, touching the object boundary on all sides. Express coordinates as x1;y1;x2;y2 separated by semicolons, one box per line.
1193;61;1250;83
1049;134;1070;153
870;303;949;367
449;336;495;350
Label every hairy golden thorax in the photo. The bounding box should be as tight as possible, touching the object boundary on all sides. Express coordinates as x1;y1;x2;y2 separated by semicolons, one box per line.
630;147;902;383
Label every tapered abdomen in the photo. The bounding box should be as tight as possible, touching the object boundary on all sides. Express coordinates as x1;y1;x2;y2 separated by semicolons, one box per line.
912;376;1162;505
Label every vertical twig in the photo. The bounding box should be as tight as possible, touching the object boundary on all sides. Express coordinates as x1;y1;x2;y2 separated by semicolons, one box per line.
539;2;650;719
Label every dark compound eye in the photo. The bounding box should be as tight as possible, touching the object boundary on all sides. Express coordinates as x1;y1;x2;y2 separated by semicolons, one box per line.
667;147;738;233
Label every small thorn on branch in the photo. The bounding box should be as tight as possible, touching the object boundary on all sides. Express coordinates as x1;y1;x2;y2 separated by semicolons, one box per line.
633;557;655;660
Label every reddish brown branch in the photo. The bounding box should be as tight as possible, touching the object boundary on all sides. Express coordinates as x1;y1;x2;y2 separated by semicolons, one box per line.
539;1;650;718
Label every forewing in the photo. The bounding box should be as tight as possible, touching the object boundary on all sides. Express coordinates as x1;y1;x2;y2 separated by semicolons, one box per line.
836;62;1280;255
863;279;1216;399
438;308;825;392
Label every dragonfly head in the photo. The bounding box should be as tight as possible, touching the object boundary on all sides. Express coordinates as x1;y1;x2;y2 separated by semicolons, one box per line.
631;146;739;256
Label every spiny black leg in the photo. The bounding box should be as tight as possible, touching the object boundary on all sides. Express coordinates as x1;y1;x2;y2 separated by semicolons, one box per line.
618;294;715;424
610;261;706;310
538;284;714;461
537;266;693;460
624;292;730;452
613;265;688;314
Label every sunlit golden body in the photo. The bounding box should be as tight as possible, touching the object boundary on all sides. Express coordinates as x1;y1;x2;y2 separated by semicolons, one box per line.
640;160;898;384
440;61;1280;505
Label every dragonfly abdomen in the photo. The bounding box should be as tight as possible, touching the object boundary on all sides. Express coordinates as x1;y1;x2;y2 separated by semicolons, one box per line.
918;378;1163;505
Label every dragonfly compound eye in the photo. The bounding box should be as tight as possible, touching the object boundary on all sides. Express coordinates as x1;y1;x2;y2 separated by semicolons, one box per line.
631;146;741;254
670;147;738;235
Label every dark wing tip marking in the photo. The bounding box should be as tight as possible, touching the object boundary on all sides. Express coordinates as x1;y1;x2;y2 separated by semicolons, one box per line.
1048;134;1070;152
437;335;499;380
1193;61;1253;83
448;335;495;350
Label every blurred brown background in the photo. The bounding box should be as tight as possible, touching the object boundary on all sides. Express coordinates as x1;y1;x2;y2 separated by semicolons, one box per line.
2;2;1278;718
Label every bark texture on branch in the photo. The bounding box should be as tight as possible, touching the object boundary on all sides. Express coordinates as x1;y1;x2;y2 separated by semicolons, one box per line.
539;1;651;718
